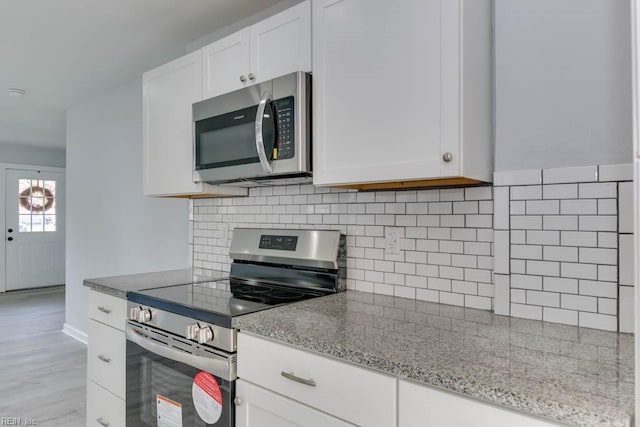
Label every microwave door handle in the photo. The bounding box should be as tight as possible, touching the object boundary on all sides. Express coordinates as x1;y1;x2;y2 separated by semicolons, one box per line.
255;91;273;174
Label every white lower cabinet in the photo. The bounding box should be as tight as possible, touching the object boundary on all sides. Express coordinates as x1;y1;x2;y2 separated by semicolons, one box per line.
87;380;125;427
87;290;126;427
237;332;397;427
399;380;560;427
236;380;354;427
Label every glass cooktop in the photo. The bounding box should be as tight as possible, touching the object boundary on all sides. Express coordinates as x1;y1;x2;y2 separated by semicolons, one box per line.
127;279;326;328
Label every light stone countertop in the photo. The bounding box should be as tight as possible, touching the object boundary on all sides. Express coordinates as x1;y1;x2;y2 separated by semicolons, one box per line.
83;268;227;298
233;290;634;427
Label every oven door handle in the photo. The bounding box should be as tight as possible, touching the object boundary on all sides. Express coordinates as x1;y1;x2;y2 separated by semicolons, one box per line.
126;325;235;382
255;90;273;174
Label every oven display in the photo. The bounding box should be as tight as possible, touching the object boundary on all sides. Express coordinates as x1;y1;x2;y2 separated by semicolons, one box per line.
259;235;298;251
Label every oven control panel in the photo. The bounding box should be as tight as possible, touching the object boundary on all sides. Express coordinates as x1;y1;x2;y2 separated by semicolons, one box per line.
259;234;299;251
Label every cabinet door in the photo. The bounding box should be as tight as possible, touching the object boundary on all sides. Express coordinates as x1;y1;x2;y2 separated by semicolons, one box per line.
143;51;204;196
399;380;560;427
236;380;354;427
249;0;311;84
313;0;459;186
86;380;125;427
202;29;251;99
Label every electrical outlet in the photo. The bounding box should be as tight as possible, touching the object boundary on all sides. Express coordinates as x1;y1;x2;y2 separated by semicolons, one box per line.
385;227;402;256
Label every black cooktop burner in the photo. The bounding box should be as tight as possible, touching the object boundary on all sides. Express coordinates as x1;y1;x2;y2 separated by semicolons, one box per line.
127;278;326;328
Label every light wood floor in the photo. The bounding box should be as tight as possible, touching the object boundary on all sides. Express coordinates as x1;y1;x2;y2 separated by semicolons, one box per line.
0;287;86;426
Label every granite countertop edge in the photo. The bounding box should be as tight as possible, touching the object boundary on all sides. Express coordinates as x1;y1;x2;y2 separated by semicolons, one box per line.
233;302;632;427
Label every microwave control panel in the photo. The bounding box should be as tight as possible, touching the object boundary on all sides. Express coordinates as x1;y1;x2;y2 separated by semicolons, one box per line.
274;97;295;160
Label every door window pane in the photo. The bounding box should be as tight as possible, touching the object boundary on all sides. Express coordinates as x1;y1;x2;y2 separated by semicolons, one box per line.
18;179;57;232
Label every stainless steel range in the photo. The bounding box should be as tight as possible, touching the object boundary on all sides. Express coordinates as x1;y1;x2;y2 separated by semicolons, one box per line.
125;228;345;427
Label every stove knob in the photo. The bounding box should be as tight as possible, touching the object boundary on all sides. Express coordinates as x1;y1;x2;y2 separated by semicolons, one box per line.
197;326;214;344
136;308;152;323
186;324;200;340
129;306;141;320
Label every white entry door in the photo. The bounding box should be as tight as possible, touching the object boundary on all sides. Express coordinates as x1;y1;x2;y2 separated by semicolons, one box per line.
5;169;65;290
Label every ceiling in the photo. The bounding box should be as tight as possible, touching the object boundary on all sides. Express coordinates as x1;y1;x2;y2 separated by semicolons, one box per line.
0;0;281;149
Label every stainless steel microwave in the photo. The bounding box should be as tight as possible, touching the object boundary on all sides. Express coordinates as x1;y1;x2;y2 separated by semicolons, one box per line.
193;71;311;185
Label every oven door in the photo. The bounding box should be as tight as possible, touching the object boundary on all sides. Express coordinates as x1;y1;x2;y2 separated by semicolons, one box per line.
126;322;236;427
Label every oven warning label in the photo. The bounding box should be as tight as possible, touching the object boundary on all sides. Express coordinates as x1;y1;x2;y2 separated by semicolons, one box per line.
192;372;223;424
156;394;183;427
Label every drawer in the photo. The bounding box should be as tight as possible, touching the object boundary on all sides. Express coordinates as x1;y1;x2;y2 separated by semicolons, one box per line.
88;290;127;331
87;380;125;427
238;332;396;427
88;320;126;398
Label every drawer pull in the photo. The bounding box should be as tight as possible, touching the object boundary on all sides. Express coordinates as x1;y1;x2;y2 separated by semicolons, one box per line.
97;354;111;364
96;417;110;427
281;371;316;387
97;306;111;314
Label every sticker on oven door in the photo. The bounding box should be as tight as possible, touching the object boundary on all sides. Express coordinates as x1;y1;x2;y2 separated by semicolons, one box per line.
156;394;183;427
192;372;223;424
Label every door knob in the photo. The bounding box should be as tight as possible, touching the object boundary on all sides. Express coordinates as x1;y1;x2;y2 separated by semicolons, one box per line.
7;228;12;233
7;237;13;242
248;73;256;81
240;75;247;83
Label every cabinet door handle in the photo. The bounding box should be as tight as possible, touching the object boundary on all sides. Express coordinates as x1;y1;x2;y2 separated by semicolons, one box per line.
96;417;110;427
281;371;316;387
97;306;111;314
240;75;247;83
248;72;256;81
97;354;111;364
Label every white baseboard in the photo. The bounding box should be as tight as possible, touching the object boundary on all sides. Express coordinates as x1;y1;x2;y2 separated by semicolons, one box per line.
62;323;88;345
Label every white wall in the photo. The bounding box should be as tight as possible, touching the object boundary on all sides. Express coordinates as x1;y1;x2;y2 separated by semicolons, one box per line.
495;0;632;171
0;142;65;167
65;78;189;336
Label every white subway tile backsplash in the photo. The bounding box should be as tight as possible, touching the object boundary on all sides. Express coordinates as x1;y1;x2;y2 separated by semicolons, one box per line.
527;290;560;307
578;216;617;232
561;294;597;312
619;286;634;333
543;165;598;184
579;248;617;265
543;277;578;294
193;164;629;332
543;246;578;262
560;231;598;247
511;186;542;200
578;182;617;199
510;200;526;215
618;181;633;234
511;216;542;230
597;232;618;249
543;184;578;200
526;200;559;215
561;263;598;280
543;215;578;231
578;280;617;298
560;199;597;215
598;163;633;182
511;303;542;320
543;307;578;326
494;274;510;315
578;312;617;331
511;289;526;304
511;244;542;260
527;260;560;277
494;169;542;186
511;274;542;290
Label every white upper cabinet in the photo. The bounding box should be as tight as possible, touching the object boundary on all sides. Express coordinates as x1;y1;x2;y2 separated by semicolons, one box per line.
202;1;311;100
249;1;311;84
202;29;251;100
143;52;246;197
312;0;493;189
